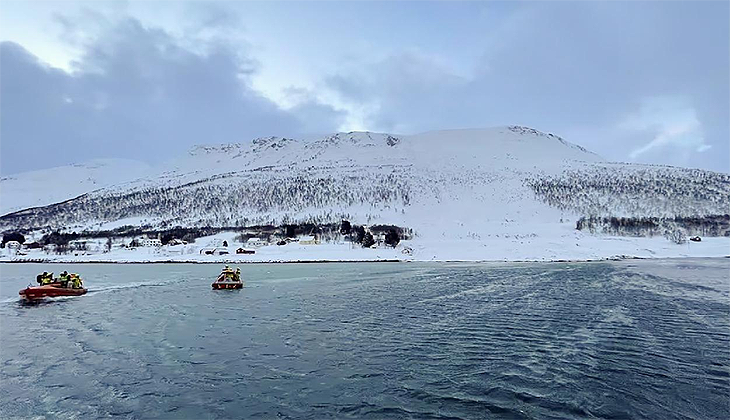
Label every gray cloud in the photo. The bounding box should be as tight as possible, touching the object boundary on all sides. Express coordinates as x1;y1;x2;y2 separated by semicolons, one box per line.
1;1;726;175
324;1;729;172
0;17;344;175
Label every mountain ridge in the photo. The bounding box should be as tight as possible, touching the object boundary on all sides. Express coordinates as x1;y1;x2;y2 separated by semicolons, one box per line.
1;126;727;247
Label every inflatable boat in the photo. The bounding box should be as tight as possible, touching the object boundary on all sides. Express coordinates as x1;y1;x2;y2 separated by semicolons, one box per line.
19;284;87;300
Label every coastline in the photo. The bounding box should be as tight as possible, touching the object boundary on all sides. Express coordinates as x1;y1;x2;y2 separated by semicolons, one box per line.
1;255;727;264
0;259;405;264
3;235;728;265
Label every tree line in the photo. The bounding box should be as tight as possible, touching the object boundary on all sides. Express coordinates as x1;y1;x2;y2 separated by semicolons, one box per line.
2;220;411;251
576;215;730;238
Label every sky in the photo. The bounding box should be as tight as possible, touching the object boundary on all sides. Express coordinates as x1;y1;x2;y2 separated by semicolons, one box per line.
0;0;728;175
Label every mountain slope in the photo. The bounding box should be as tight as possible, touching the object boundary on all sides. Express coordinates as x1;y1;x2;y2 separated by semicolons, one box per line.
0;158;151;215
1;126;728;246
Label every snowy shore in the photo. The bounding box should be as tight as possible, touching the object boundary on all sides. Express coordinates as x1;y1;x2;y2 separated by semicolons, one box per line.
2;234;728;264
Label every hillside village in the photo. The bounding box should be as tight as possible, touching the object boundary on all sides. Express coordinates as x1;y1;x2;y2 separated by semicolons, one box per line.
1;222;413;262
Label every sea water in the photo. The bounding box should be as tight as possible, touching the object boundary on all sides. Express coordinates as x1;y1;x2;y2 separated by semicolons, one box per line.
1;260;728;419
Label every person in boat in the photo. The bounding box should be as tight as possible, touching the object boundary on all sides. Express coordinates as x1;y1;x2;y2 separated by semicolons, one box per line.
234;268;241;282
59;271;70;288
70;274;82;289
217;266;229;282
37;272;54;285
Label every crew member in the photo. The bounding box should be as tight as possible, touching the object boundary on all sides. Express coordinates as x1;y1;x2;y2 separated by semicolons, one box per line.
222;265;234;280
59;271;70;287
71;274;82;289
41;272;54;285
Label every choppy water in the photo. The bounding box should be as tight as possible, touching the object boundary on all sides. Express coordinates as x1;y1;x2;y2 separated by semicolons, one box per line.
1;260;728;419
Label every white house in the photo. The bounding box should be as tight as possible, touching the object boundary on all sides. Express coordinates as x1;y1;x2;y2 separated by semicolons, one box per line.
5;241;21;255
246;237;268;248
299;235;320;245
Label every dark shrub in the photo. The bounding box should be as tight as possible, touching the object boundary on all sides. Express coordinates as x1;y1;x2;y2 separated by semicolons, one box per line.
39;231;78;246
285;225;297;238
340;220;351;235
384;229;400;247
362;232;375;248
352;225;365;244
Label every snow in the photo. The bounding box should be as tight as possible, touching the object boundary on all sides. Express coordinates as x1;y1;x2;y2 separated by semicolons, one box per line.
1;235;727;264
1;126;728;263
0;158;151;215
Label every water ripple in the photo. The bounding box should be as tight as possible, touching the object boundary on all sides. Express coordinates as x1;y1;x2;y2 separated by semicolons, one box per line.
0;260;728;419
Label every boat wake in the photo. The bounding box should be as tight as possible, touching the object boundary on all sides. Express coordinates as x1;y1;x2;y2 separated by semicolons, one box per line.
86;278;184;295
1;294;81;306
2;278;186;305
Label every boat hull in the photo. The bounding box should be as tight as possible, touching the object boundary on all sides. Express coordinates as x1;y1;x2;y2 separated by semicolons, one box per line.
19;285;87;300
212;281;243;290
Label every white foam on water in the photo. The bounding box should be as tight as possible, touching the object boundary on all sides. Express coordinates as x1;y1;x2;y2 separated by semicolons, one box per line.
86;278;184;295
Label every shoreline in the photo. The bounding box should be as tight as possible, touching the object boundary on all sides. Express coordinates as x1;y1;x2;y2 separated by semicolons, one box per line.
1;255;727;264
0;259;404;264
3;236;728;265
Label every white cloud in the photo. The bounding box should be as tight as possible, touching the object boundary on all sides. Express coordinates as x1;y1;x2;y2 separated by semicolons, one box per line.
697;144;712;153
622;96;710;160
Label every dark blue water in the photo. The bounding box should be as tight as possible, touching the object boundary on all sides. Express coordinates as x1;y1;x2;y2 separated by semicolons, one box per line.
1;260;728;419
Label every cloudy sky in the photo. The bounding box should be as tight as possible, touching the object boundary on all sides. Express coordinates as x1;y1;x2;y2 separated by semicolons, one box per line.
0;1;727;175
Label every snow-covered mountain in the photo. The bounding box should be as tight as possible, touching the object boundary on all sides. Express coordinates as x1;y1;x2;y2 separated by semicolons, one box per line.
0;158;151;215
1;126;728;249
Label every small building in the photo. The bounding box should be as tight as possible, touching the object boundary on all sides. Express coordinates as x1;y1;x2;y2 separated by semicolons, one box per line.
167;238;187;246
5;240;22;255
246;237;268;248
236;248;255;254
141;238;162;247
68;239;103;253
374;233;387;247
299;235;320;245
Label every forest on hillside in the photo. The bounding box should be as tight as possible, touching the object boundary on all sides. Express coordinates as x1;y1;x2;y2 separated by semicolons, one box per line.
527;163;730;218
